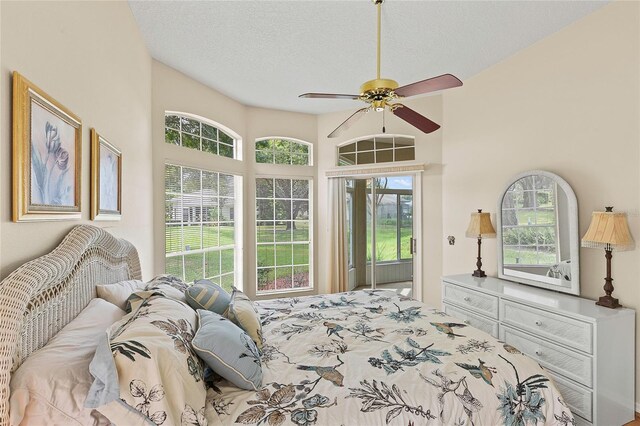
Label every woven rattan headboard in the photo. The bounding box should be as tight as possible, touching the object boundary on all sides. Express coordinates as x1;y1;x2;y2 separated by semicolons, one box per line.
0;225;141;424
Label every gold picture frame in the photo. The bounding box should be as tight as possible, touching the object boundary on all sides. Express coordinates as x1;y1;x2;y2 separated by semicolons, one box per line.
12;72;82;222
90;129;122;221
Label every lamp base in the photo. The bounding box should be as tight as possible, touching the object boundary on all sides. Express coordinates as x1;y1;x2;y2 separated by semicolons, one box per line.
472;270;486;278
595;295;621;309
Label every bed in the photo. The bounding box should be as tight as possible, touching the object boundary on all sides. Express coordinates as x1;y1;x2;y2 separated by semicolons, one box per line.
0;225;574;425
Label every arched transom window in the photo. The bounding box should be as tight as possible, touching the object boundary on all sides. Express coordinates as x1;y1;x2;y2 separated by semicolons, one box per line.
338;135;415;166
255;138;311;166
165;113;238;159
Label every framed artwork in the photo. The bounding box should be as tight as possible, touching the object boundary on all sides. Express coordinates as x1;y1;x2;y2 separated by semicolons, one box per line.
90;129;122;220
12;72;82;222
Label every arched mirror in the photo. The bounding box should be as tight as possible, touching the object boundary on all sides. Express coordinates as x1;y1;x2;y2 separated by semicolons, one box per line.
497;170;580;295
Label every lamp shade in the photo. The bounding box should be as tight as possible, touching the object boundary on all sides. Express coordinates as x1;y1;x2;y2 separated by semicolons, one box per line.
466;209;496;239
582;209;634;251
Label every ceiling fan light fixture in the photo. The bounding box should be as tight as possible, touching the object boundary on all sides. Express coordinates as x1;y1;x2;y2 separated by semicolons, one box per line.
299;0;462;138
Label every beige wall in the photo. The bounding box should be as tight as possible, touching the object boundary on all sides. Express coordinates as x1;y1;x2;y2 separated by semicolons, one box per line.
441;1;640;400
0;1;153;279
151;61;318;300
316;95;444;307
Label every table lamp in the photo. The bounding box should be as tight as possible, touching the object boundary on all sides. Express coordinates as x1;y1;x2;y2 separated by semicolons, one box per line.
581;207;635;308
466;209;496;277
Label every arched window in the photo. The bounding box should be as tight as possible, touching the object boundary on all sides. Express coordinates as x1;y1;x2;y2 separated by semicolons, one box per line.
165;112;239;159
255;138;311;166
337;135;414;166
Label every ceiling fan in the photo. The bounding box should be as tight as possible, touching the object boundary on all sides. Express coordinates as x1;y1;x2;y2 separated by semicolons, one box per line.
299;0;463;138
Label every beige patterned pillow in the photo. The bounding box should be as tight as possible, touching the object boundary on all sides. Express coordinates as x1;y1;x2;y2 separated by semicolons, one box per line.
87;293;206;425
226;287;263;351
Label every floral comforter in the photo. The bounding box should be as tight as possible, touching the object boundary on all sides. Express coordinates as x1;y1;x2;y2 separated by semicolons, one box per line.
205;290;574;426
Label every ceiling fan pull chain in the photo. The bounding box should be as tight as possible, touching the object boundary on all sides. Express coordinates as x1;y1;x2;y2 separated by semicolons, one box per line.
382;108;386;134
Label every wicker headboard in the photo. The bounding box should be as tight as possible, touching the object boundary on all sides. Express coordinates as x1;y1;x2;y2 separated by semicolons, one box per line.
0;225;141;424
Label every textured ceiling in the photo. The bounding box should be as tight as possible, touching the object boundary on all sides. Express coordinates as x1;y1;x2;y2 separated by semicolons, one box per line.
129;0;607;114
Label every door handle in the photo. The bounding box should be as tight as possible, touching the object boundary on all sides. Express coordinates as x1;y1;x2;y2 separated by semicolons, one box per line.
409;238;417;255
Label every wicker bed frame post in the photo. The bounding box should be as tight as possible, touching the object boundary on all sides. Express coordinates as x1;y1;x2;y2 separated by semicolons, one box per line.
0;225;142;425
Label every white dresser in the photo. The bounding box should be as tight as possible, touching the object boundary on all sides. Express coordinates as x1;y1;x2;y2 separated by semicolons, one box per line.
442;274;635;426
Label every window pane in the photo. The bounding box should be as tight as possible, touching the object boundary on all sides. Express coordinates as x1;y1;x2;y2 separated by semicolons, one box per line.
276;267;293;290
257;268;275;291
291;153;308;165
357;139;375;151
275;222;292;242
220;222;235;246
165;128;180;145
202;139;218;155
274;150;292;165
257;222;275;243
219;174;234;197
291;143;308;155
202;223;219;248
219;197;234;221
293;244;309;265
275;200;292;220
182;117;200;135
182;133;200;150
165;115;180;129
339;143;356;154
375;194;398;262
184;252;204;283
292;180;309;199
293;265;310;288
219;143;234;158
165;164;182;193
182;224;202;251
257;245;275;267
276;244;293;266
275;179;291;198
256;150;273;164
256;178;274;198
165;224;182;253
166;256;184;279
395;147;415;161
205;250;220;278
294;201;309;220
221;249;234;274
400;195;413;260
219;131;234;144
257;200;275;220
202;123;217;140
255;139;272;150
293;221;309;241
357;151;375;165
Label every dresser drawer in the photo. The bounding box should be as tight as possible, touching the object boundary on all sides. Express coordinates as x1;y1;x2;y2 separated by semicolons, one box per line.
443;303;499;338
500;300;593;354
548;372;592;422
442;282;499;319
500;326;593;388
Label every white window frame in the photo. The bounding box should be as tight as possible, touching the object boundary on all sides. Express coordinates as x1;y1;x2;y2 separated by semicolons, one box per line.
164;163;243;290
165;111;243;161
255;175;313;295
336;134;415;166
255;136;313;166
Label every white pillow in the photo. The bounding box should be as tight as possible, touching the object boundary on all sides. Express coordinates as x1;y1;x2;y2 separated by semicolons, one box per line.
9;298;125;426
96;279;145;310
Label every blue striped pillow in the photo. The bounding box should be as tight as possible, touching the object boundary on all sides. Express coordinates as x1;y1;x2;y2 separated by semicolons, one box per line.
185;280;231;315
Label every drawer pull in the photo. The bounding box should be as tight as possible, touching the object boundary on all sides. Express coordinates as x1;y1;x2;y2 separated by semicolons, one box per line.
463;297;471;302
535;349;543;356
463;320;471;325
535;321;542;326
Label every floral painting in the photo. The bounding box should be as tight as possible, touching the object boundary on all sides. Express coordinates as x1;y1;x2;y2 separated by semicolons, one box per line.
91;129;121;220
30;102;76;207
12;71;82;221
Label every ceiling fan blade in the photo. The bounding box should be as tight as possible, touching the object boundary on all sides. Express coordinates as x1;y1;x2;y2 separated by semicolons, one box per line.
328;107;370;138
391;104;440;134
299;93;360;100
394;74;462;98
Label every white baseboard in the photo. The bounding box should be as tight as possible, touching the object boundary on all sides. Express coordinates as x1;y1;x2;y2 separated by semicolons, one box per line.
635;401;640;414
